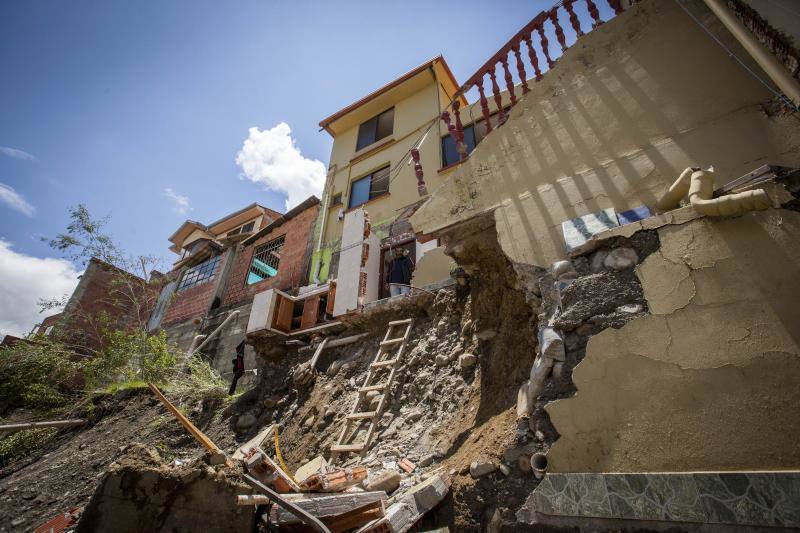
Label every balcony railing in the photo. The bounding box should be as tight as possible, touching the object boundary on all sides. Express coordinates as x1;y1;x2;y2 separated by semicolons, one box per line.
439;0;626;167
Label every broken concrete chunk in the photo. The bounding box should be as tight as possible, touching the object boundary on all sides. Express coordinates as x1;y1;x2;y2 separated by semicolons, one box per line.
363;470;401;494
357;473;451;533
235;413;256;431
458;353;477;368
295;455;328;485
604;247;638;270
550;260;577;280
469;460;496;478
434;354;449;367
538;327;565;361
270;491;388;528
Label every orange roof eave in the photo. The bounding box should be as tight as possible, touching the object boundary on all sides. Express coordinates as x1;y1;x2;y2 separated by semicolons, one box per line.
318;55;462;136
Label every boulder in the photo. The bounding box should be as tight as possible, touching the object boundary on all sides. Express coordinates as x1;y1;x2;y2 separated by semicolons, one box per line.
459;353;477;367
469;460;496;478
363;470;401;494
435;354;449;367
235;413;256;431
604;247;638;270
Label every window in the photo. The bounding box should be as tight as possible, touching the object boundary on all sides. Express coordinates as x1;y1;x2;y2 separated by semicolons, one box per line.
44;326;54;336
356;108;394;151
177;255;222;292
348;166;390;209
227;220;256;237
248;235;285;285
330;193;342;207
441;125;477;168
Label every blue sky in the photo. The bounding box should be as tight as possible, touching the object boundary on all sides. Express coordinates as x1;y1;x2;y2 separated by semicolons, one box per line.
0;0;609;335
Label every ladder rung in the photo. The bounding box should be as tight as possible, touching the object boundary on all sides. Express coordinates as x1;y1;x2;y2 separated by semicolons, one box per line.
330;444;365;453
359;384;387;393
370;359;397;369
389;319;412;326
347;411;377;420
380;338;404;347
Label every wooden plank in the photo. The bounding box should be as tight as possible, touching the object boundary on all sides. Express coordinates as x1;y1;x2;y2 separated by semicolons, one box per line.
270;491;387;524
0;419;86;433
326;282;337;315
325;501;385;533
295;455;328;484
245;448;302;493
274;294;294;332
301;294;321;330
147;383;222;454
388;319;412;326
232;424;275;460
244;474;331;533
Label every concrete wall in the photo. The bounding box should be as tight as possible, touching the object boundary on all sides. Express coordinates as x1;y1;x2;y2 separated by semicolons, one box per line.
546;208;800;472
412;0;800;267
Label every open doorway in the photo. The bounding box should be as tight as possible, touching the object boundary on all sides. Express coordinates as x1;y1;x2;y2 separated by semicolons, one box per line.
379;240;416;299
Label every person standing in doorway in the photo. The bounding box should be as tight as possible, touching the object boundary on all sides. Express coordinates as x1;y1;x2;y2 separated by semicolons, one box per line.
387;247;414;297
229;340;245;395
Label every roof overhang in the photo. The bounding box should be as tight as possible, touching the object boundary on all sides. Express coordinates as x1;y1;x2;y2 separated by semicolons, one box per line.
208;203;269;235
242;196;320;246
168;220;207;247
318;56;463;137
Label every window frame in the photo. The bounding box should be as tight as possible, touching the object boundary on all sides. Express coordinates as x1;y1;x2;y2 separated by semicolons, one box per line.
247;235;286;285
177;254;222;292
348;165;391;209
356;108;395;151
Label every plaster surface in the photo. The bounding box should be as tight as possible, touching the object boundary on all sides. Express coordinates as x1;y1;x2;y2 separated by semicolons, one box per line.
546;210;800;473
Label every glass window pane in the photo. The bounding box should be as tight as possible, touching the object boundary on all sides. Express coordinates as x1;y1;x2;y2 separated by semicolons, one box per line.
370;166;390;199
440;125;476;167
356;117;377;151
349;175;371;208
247;235;284;285
375;108;394;142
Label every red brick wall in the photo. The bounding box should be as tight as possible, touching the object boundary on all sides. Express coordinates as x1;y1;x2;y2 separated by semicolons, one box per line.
161;250;230;326
222;204;319;308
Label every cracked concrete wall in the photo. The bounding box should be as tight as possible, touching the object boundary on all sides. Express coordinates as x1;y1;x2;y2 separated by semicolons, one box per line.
411;0;800;267
546;209;800;472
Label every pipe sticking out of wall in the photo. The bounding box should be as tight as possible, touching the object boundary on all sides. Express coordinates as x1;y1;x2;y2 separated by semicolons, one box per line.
657;167;771;216
190;310;240;356
531;452;548;479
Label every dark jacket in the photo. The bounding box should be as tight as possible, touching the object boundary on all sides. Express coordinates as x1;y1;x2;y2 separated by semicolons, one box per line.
388;256;414;284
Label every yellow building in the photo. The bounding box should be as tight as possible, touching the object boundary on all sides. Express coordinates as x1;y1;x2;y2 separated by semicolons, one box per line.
309;56;464;295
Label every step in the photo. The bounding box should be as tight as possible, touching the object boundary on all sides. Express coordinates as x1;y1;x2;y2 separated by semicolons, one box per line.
380;337;405;347
346;411;377;420
388;319;412;326
370;359;397;369
359;383;387;393
330;444;364;453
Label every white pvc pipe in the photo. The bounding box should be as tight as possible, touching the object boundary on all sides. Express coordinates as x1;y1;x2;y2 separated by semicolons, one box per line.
703;0;800;108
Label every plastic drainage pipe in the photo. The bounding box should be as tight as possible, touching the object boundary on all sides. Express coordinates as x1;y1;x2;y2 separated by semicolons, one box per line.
531;452;548;479
190;310;240;356
658;167;771;216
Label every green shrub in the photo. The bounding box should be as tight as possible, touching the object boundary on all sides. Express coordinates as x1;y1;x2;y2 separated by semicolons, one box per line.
0;428;58;467
0;340;80;409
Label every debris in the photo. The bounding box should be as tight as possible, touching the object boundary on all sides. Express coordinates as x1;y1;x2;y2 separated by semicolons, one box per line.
232;424;275;460
537;327;565;361
235;413;257;431
299;465;368;493
357;473;451;532
245;448;302;493
398;458;415;474
469;460;496;478
34;507;81;533
604;247;638;270
268;492;387;531
435;354;449;366
244;473;331;533
0;419;86;434
458;353;477;368
295;455;329;484
499;464;511;476
363;470;401;494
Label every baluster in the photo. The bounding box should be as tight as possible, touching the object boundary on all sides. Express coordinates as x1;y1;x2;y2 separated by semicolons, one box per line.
550;7;568;52
410;148;427;196
500;55;517;106
607;0;624;15
452;100;467;160
488;65;506;124
565;0;584;36
476;77;493;134
524;33;542;82
512;42;529;94
586;0;603;27
441;109;464;162
536;18;554;69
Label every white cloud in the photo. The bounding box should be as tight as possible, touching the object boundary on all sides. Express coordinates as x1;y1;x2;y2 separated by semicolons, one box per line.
0;183;35;216
0;240;81;337
235;123;325;210
163;188;192;215
0;146;36;161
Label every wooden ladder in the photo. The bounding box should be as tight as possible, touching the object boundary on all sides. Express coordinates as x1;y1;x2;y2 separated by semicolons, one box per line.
330;318;413;461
